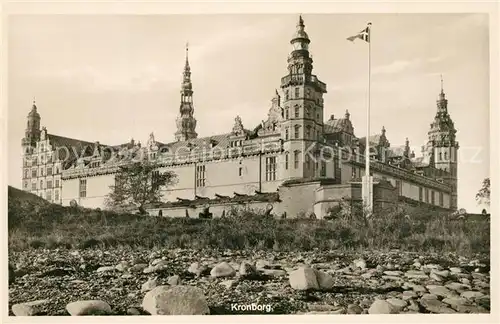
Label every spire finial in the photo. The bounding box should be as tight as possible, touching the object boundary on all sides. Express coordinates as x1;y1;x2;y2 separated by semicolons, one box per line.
440;74;444;93
298;14;304;27
382;126;386;134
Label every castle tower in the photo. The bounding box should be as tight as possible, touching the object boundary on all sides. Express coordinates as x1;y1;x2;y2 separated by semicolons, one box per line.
21;99;41;153
175;43;198;142
426;76;459;210
280;15;327;180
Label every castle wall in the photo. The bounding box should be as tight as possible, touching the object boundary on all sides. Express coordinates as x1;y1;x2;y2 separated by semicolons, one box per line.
61;173;115;209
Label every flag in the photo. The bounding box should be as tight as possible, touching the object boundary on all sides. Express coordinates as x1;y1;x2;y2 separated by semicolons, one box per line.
347;23;371;43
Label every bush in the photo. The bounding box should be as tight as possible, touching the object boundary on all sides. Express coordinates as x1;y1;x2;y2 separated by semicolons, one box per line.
7;186;490;256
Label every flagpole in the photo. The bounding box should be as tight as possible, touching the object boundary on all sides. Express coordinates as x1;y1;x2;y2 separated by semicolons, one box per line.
365;22;372;216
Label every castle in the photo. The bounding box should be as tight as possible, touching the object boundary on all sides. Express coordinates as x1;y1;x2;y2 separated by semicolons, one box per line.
20;16;459;218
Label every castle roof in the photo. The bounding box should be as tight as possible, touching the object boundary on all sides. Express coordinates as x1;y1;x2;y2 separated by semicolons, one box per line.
324;116;354;135
47;134;103;169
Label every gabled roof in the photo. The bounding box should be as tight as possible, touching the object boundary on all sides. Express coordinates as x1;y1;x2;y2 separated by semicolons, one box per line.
48;134;101;169
324;117;354;135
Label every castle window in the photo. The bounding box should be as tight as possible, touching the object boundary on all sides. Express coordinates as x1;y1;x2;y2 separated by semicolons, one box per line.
352;167;356;179
47;167;52;176
294;105;299;118
439;152;442;161
41;144;44;152
431;190;435;205
55;179;60;187
239;167;243;176
33;157;37;165
24;169;29;179
265;156;277;181
23;181;28;189
32;182;36;190
285;90;289;100
295;87;300;99
41;155;44;163
47;180;52;189
419;187;423;201
444;152;448;160
285;153;289;170
306;125;311;139
320;161;326;177
46;191;52;202
55;166;59;173
151;171;160;190
306;88;311;98
196;165;206;187
79;179;87;198
395;180;402;196
439;192;444;206
285;128;289;140
285;108;289;119
294;151;300;169
41;168;44;176
55;190;59;202
294;125;300;139
425;188;429;203
40;180;44;189
305;155;311;170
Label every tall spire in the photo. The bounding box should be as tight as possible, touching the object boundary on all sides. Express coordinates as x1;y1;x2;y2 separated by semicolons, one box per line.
175;43;197;142
437;74;448;112
184;42;190;72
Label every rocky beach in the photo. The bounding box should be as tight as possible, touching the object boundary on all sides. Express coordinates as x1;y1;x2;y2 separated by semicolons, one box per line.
8;248;490;316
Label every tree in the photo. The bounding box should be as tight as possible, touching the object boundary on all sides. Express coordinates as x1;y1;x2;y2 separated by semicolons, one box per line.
105;161;176;214
475;177;490;206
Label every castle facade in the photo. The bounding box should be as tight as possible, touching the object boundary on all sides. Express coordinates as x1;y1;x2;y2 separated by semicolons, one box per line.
20;16;459;217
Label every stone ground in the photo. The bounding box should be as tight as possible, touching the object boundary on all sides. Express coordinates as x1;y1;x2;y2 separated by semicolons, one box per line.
8;248;490;315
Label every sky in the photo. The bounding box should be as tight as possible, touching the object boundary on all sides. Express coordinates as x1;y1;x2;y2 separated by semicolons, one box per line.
6;13;490;212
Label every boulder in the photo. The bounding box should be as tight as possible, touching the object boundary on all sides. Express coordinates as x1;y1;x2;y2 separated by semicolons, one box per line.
142;285;210;315
239;261;259;278
188;262;208;277
419;298;456;314
368;300;398;314
289;267;319;291
167;275;181;286
210;262;236;278
347;304;363;314
313;269;334;291
386;298;407;312
66;300;112;316
461;291;484;300
12;299;49;316
141;278;158;293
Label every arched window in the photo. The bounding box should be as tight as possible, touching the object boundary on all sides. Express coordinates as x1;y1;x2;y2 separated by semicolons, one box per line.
294;105;299;118
444;152;448;160
294;125;301;139
285;108;289;119
439;152;442;161
294;150;300;169
285;127;289;140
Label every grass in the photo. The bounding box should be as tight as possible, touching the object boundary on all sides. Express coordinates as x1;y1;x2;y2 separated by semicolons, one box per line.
8;186;490;256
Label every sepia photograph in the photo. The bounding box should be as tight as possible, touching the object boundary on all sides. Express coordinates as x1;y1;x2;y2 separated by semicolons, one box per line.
3;2;496;320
